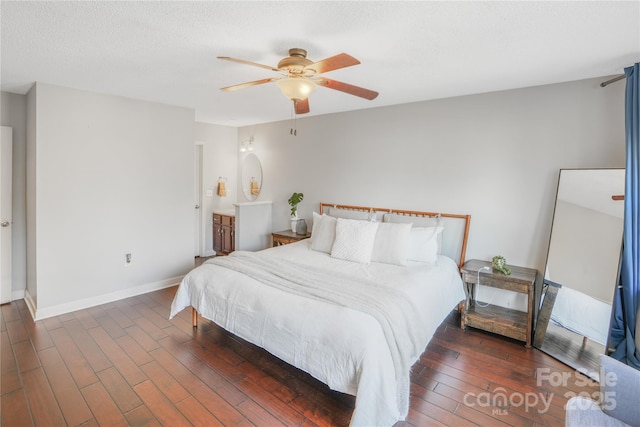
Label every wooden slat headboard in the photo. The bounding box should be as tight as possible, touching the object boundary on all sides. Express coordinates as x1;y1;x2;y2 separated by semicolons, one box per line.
319;203;471;269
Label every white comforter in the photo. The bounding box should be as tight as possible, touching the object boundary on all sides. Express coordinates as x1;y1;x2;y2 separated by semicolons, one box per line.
170;240;464;426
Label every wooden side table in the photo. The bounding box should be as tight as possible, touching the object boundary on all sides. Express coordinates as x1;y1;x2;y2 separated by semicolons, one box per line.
460;259;537;347
272;229;311;247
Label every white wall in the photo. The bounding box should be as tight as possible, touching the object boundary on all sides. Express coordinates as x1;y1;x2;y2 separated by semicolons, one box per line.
239;77;625;281
1;92;27;299
26;83;195;318
194;122;238;256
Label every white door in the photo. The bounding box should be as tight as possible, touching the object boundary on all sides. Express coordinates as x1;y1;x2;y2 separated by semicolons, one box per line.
1;126;13;304
194;144;204;257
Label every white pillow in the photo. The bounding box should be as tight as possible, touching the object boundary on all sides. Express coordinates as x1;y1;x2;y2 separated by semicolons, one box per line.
331;218;379;264
327;207;372;221
371;222;412;266
310;212;337;253
407;226;443;264
383;213;443;253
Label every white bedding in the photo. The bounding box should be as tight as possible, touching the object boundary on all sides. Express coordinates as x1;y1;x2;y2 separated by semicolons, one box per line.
170;240;465;426
550;286;612;345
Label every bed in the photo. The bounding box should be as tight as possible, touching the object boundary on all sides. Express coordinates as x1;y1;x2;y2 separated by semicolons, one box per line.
170;203;471;426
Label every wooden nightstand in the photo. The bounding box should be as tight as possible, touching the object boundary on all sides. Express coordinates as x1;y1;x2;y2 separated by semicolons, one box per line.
272;230;311;247
460;259;537;347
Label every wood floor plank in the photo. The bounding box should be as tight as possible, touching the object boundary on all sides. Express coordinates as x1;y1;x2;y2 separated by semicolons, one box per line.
124;324;162;353
88;326;148;386
42;316;63;332
73;308;101;330
115;334;154;366
38;346;94;426
1;389;33;426
99;313;129;339
61;317;113;373
12;339;41;373
1;330;22;395
123;404;162;427
96;366;144;413
106;306;137;330
82;381;129;427
175;395;226;427
24;316;55;351
48;325;100;388
5;317;29;344
133;380;192;427
149;346;250;426
236;377;307;426
236;398;288;427
1;301;21;322
135;316;169;341
21;367;66;426
158;336;248;406
408;394;479;427
183;338;246;383
404;406;449;427
140;360;190;404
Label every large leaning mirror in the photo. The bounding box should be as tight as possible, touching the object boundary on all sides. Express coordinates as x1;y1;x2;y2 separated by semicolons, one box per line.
534;168;624;380
241;153;262;201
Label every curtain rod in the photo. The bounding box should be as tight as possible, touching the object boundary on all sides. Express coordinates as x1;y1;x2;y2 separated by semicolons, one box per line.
600;74;626;87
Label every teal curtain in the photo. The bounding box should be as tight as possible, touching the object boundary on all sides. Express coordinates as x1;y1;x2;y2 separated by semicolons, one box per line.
611;62;640;369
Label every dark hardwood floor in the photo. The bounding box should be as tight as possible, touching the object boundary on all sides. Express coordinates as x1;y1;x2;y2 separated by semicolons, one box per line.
1;274;599;426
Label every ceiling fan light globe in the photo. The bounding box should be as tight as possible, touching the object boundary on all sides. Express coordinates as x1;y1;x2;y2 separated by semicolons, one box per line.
277;77;316;101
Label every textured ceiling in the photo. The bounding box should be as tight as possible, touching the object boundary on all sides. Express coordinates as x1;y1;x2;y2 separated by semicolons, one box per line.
1;1;638;127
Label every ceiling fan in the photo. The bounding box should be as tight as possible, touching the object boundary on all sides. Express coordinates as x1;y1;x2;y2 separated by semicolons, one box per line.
217;48;379;114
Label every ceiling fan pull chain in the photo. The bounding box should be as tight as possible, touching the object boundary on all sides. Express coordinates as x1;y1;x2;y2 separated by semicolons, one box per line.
289;102;297;136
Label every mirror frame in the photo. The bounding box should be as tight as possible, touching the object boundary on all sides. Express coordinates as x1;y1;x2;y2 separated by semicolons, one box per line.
534;168;624;380
241;153;262;201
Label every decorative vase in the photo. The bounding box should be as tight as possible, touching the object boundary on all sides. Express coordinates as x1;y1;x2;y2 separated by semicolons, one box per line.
290;216;298;232
296;219;307;235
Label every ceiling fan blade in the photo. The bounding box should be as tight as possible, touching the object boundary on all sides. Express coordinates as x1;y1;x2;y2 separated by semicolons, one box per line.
217;56;279;72
220;77;279;92
294;98;310;114
306;53;360;74
316;78;379;100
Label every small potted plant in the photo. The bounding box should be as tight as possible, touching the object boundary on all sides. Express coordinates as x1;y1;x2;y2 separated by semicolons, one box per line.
288;192;304;231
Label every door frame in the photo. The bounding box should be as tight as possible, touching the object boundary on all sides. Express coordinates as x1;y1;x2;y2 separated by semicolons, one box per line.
1;126;13;304
194;143;205;257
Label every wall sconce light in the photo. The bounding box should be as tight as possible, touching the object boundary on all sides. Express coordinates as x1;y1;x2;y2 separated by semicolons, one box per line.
240;137;255;153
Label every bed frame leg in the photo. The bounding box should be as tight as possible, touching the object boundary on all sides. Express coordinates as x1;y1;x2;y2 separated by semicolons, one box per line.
191;307;198;328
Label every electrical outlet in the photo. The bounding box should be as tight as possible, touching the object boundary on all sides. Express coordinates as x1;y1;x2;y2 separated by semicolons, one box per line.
125;253;132;264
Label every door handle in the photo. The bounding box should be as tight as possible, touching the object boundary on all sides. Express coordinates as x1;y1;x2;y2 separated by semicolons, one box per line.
1;221;9;227
195;204;200;209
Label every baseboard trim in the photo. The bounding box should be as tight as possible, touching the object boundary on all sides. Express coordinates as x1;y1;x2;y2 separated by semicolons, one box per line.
27;276;184;321
24;289;37;321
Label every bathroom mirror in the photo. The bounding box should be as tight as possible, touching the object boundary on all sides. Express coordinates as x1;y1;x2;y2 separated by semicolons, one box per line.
241;153;262;201
534;168;624;380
